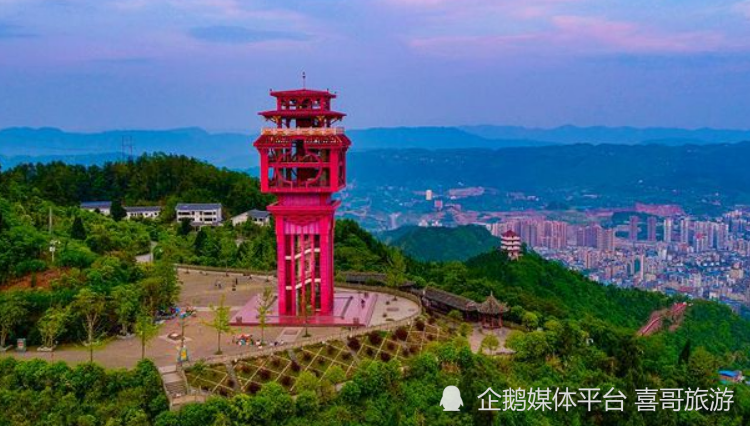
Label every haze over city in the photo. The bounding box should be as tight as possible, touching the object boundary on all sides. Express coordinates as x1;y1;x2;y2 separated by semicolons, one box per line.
2;0;750;130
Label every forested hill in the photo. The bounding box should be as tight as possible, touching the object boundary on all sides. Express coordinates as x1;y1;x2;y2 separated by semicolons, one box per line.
463;251;670;329
0;154;273;217
380;225;499;261
4;155;750;424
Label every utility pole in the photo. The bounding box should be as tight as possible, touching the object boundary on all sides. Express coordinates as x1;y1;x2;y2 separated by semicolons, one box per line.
48;207;58;264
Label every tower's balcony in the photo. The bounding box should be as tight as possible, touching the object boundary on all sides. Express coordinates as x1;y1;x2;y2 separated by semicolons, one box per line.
261;127;345;136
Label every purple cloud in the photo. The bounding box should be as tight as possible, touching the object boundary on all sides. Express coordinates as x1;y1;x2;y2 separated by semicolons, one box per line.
409;15;733;58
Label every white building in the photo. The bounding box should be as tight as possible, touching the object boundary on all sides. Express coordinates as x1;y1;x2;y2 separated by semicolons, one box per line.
230;209;270;227
176;203;223;226
125;206;162;220
80;201;112;216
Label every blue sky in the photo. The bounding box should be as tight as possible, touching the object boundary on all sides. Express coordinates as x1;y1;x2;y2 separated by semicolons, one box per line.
1;0;750;131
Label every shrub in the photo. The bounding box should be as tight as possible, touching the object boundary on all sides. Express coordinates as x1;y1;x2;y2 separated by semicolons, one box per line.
270;357;282;369
246;382;261;394
394;327;409;341
280;375;293;387
326;345;337;356
301;352;313;362
257;368;271;381
347;338;361;351
365;347;374;357
341;352;352;361
368;331;383;346
380;352;392;362
290;362;301;372
386;342;396;352
415;320;426;331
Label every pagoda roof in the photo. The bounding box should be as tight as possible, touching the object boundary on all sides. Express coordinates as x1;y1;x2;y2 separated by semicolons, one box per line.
478;293;509;315
502;230;519;238
269;88;336;98
259;109;346;119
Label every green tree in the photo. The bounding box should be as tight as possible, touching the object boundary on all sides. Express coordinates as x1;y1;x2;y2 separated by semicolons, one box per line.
72;288;106;362
480;334;500;354
112;284;141;335
178;218;192;236
71;216;87;240
194;229;208;256
38;306;68;349
0;293;28;348
134;313;160;360
458;322;473;337
140;262;179;316
295;391;319;416
385;248;407;288
522;311;540;330
323;365;346;390
301;299;313;338
218;237;236;273
295;371;319;394
447;309;463;322
688;346;719;388
679;339;692;365
111;199;127;222
204;295;232;355
256;287;274;344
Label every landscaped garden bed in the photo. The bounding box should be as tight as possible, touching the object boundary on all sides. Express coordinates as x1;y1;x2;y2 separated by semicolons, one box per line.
184;315;453;397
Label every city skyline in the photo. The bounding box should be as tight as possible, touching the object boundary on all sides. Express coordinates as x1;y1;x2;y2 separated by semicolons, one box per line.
2;0;750;131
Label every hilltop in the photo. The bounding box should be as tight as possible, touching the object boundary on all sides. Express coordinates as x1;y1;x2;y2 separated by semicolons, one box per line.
380;225;499;262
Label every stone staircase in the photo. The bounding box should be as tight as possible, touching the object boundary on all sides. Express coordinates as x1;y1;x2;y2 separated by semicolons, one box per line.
164;375;187;396
159;365;203;410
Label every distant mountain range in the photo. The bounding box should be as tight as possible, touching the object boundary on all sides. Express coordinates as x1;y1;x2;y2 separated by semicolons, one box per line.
0;127;252;169
0;152;124;170
2;125;749;170
349;127;555;150
347;142;750;214
461;125;750;146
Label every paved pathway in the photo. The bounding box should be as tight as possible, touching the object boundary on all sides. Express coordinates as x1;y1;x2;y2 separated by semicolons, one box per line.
3;269;420;369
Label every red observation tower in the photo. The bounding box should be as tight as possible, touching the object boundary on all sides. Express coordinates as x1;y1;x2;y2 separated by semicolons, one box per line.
253;87;351;321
